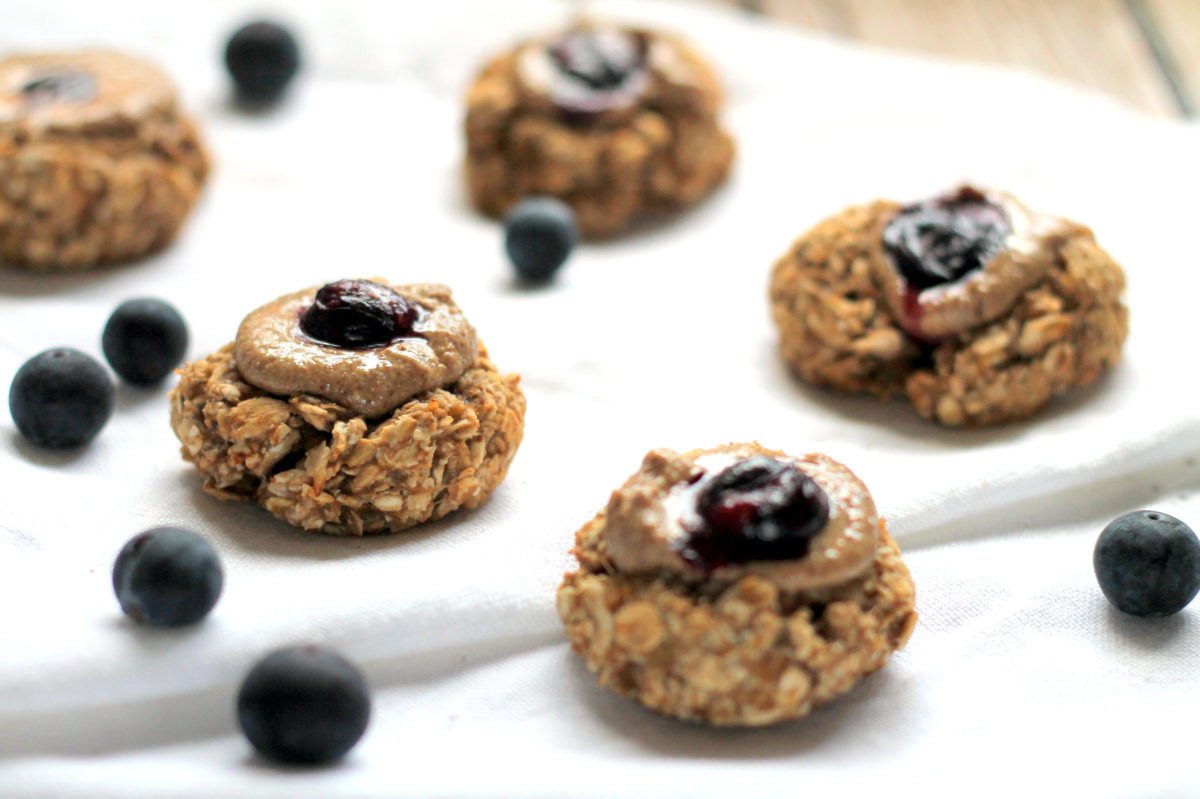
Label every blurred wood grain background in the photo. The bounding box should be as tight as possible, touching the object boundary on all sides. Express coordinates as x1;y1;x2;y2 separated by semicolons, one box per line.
705;0;1198;117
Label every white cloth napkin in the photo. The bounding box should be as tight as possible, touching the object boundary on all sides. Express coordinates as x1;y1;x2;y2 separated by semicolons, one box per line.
2;1;1199;796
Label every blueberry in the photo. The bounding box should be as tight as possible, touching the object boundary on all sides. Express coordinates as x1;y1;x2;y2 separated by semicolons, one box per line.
113;527;224;627
504;197;578;283
224;21;300;105
237;645;371;765
101;298;189;386
1094;510;1200;617
882;187;1010;290
9;348;114;449
299;279;420;350
682;456;830;571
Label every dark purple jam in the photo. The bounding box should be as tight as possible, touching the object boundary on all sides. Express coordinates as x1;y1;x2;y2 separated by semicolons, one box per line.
882;187;1011;291
679;456;830;573
544;29;649;121
20;71;97;105
298;279;420;350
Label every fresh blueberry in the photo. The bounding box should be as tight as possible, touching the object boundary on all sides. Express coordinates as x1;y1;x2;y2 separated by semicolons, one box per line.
113;527;224;627
101;298;189;386
299;279;420;350
1094;510;1200;617
682;456;830;571
882;187;1010;290
224;21;300;105
504;197;578;283
237;645;371;765
9;348;114;449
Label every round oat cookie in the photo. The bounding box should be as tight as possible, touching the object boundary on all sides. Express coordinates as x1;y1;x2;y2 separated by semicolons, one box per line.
465;23;734;238
0;51;209;270
556;443;917;726
169;281;524;536
768;187;1128;426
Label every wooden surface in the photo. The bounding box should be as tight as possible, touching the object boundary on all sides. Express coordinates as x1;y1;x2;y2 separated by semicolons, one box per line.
706;0;1198;118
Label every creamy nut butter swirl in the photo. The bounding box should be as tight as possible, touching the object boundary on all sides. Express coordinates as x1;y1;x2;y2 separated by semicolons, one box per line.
234;281;478;417
604;443;879;592
869;186;1077;341
516;25;716;125
0;51;177;133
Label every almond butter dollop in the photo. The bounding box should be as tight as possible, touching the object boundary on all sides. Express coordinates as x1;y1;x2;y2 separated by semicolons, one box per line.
869;186;1078;340
234;281;478;417
603;443;880;592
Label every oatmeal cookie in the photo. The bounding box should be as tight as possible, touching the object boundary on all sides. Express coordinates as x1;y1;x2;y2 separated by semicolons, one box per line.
465;23;734;237
769;187;1128;426
557;443;917;726
0;51;209;270
170;279;525;535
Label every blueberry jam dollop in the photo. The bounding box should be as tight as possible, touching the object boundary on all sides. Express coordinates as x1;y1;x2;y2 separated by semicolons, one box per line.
20;71;97;105
682;456;830;571
544;29;649;119
882;188;1011;291
299;279;421;350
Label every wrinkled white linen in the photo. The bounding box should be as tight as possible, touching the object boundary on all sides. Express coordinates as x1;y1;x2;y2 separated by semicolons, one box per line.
1;1;1199;796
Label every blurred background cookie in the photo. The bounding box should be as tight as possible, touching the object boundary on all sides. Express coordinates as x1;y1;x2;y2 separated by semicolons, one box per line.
465;23;734;237
0;51;209;270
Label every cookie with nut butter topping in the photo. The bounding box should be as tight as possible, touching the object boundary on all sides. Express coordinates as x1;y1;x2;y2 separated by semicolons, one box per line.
769;186;1128;426
0;51;208;270
557;443;916;726
465;23;734;238
235;280;478;418
170;279;524;535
